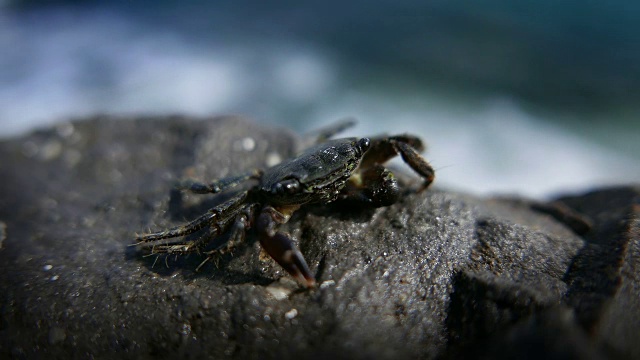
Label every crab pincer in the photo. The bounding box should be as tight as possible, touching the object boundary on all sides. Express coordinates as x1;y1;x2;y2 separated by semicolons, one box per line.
256;207;316;288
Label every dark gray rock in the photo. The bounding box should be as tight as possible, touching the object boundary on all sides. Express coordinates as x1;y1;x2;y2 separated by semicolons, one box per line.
0;115;638;359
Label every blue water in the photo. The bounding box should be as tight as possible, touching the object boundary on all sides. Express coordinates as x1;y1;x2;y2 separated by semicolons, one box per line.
1;2;639;198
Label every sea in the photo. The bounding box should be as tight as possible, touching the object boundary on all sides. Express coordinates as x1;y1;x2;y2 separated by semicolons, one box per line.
1;1;639;198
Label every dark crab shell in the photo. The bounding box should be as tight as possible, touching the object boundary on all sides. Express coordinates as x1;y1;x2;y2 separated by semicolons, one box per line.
258;137;371;206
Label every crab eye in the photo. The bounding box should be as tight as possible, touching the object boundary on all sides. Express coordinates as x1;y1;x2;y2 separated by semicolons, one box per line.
273;178;300;195
357;138;371;154
358;138;371;152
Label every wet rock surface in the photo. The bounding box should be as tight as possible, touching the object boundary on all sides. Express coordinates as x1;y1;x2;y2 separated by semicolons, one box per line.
0;115;638;359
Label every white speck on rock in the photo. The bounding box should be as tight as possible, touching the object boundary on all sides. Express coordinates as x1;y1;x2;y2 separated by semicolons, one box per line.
319;280;336;289
233;137;256;152
285;308;298;320
266;152;282;167
56;122;75;138
241;137;256;151
40;140;63;161
265;284;292;300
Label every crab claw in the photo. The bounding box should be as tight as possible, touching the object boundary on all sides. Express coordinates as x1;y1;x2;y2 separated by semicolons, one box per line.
260;232;316;288
256;208;316;288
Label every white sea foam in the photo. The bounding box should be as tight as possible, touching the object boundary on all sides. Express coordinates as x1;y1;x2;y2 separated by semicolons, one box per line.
307;96;640;198
0;9;335;134
0;8;638;198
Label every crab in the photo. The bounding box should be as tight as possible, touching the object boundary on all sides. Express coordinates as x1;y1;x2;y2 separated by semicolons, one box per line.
135;120;434;288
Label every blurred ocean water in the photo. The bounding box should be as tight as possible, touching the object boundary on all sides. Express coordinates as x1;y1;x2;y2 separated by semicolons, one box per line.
1;2;638;198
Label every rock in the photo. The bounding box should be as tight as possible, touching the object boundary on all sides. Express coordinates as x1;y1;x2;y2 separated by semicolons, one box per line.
0;115;638;359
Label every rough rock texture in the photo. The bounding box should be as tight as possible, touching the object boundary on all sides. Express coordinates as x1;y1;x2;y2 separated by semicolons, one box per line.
0;115;638;359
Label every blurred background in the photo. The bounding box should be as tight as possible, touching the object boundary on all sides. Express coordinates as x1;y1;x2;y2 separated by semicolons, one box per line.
1;1;639;198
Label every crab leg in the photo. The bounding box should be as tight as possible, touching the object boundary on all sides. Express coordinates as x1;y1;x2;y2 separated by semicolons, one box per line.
298;118;357;149
195;203;258;271
310;118;356;143
176;169;262;194
135;191;249;244
256;205;316;288
360;135;435;190
394;141;435;189
343;164;400;207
